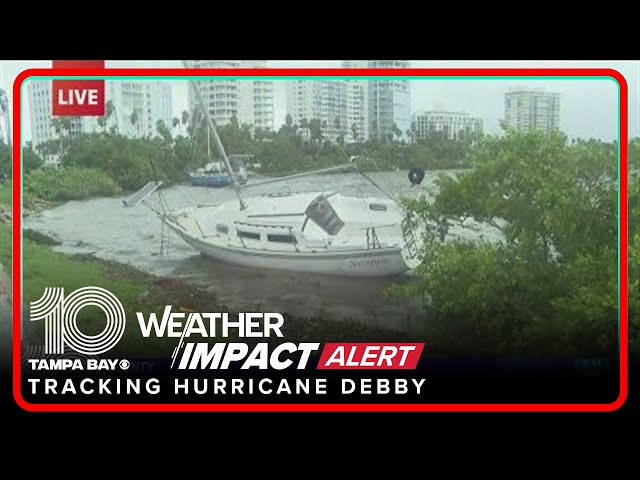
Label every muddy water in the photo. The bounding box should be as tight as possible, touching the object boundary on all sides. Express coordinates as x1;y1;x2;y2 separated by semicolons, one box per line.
24;170;497;331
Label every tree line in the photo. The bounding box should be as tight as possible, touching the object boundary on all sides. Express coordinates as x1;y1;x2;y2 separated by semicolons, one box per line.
0;110;479;191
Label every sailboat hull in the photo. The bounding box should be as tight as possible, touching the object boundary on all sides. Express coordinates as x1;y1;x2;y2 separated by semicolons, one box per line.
170;226;410;276
156;191;423;277
189;172;248;188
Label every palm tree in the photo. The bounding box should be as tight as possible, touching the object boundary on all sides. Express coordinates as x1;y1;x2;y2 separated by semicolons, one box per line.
97;116;107;132
172;117;180;136
308;118;323;143
105;100;118;134
392;123;402;143
130;110;139;136
411;121;418;144
156;119;171;141
371;119;378;140
51;117;66;157
181;110;189;136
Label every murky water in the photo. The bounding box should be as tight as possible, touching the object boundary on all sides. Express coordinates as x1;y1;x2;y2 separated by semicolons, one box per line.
24;170;499;331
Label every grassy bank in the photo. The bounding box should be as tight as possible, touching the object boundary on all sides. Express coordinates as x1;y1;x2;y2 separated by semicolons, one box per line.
0;179;11;207
24;167;121;202
0;180;11;274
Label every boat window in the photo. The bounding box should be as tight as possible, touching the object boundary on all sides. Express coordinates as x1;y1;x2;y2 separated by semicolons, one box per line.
237;230;260;240
216;224;229;234
267;233;296;243
369;203;387;211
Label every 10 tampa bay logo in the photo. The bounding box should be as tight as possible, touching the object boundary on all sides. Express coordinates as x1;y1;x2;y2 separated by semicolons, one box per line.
30;286;126;355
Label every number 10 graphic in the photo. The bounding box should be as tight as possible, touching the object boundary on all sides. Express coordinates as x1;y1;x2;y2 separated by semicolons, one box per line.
30;287;126;355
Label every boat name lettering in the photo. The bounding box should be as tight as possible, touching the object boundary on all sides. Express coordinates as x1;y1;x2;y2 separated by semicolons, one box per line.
349;257;391;268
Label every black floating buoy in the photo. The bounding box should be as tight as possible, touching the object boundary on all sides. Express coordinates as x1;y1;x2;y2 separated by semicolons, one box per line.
408;167;425;186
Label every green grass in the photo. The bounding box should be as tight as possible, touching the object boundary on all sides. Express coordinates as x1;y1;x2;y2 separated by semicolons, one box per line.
8;227;411;358
0;218;11;275
1;219;193;356
0;179;11;207
0;179;14;276
19;238;194;356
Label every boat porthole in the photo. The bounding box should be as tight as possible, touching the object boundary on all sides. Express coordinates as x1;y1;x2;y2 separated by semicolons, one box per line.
369;203;387;211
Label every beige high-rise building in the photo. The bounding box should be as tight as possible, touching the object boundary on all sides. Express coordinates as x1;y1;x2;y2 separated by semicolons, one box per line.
188;60;274;131
343;60;412;142
412;110;483;141
504;87;561;134
286;79;347;142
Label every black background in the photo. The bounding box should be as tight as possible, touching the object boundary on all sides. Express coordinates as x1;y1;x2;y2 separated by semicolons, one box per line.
1;14;637;440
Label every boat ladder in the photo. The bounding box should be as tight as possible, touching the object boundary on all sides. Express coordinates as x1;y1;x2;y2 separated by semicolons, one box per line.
401;216;419;259
366;226;381;250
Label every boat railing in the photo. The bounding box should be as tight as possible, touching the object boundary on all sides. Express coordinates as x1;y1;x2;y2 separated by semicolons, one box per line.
365;226;381;250
234;220;296;230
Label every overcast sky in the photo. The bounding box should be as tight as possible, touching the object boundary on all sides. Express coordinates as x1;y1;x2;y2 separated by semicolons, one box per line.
1;60;638;143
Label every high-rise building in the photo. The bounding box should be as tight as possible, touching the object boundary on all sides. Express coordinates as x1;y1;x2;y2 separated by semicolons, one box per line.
504;87;560;134
286;80;348;142
343;60;411;142
342;61;369;143
188;60;274;131
344;81;368;143
100;81;173;138
28;80;173;165
27;80;83;165
237;61;274;131
285;60;411;144
412;110;483;142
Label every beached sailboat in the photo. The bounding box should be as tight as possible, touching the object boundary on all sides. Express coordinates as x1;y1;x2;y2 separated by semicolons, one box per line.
188;124;248;187
123;67;423;277
188;159;248;188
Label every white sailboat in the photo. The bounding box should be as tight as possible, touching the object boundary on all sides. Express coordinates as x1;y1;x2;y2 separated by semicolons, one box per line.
123;67;424;277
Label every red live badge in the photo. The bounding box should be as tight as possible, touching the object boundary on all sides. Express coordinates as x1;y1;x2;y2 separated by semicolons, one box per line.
51;60;105;116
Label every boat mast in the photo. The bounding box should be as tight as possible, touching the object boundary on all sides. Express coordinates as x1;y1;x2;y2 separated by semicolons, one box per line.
183;60;247;210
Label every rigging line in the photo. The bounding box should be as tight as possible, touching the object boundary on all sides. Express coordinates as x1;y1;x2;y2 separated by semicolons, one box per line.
356;169;400;206
177;187;195;207
188;108;204;169
361;149;402;207
146;159;170;215
356;183;377;230
336;142;402;208
183;60;247;210
334;142;395;206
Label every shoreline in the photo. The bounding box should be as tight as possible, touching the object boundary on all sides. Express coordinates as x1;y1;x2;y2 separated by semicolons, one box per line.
0;175;422;358
0;217;416;357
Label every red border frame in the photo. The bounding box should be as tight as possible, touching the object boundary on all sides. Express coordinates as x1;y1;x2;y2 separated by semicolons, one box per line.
11;67;629;412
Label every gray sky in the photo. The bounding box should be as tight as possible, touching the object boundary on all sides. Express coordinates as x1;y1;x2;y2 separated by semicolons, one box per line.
1;60;638;143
